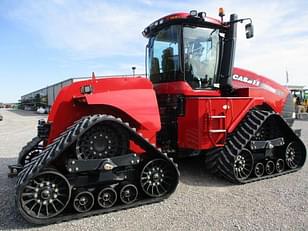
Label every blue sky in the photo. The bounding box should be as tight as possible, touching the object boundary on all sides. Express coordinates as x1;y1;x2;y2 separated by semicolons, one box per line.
1;0;308;102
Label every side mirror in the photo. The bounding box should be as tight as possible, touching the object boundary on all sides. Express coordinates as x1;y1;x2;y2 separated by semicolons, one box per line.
245;23;254;39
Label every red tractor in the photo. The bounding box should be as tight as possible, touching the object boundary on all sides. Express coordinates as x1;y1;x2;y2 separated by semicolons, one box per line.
9;9;306;224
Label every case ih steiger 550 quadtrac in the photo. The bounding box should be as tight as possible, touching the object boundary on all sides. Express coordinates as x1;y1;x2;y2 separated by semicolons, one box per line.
8;9;306;224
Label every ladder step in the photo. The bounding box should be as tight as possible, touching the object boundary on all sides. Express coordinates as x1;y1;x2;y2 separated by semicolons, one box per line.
209;115;226;119
209;129;227;133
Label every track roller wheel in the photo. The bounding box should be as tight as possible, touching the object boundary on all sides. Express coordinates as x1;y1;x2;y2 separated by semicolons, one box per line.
119;184;138;205
265;160;275;175
276;159;285;173
20;148;42;166
233;149;254;181
76;123;128;160
285;141;302;169
97;187;117;209
73;191;95;213
17;171;71;221
140;159;178;198
17;136;42;166
254;162;264;177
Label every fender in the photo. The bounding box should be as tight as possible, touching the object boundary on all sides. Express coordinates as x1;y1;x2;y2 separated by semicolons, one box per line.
47;77;161;145
82;89;161;131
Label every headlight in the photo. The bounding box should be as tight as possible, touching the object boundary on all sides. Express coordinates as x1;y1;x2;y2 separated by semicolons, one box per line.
190;10;198;17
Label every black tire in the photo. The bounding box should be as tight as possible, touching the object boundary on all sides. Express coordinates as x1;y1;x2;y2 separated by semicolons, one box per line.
276;159;285;173
140;159;178;198
97;187;117;209
16;170;71;224
254;162;264;177
73;191;95;213
119;184;138;204
285;141;303;169
265;160;275;175
233;149;254;181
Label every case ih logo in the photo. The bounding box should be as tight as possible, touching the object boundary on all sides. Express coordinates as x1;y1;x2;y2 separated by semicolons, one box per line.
232;74;260;86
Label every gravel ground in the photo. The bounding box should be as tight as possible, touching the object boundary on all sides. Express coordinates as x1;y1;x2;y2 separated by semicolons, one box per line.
0;108;307;231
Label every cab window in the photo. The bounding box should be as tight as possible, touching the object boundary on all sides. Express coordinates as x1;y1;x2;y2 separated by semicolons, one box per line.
149;25;182;83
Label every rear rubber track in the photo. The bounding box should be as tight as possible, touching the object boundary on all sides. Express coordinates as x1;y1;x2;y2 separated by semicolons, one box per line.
207;110;306;183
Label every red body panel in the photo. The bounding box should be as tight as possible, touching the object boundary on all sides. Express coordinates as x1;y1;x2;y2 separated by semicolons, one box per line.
232;67;289;114
47;66;290;153
82;89;160;130
47;77;161;150
154;67;290;150
177;97;263;149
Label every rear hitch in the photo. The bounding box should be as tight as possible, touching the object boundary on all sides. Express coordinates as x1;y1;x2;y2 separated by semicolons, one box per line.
8;164;23;178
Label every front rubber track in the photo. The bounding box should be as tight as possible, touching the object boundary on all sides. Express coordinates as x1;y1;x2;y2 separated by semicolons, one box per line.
15;114;179;225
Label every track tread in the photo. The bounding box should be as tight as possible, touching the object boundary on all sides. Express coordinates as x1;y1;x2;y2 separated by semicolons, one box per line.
204;149;221;174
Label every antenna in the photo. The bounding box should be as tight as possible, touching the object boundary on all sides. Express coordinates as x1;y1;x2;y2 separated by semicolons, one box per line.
92;72;96;80
132;66;136;77
285;68;289;87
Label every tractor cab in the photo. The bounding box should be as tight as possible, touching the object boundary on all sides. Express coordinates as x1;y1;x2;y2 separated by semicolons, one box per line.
143;10;253;95
143;10;254;153
146;19;220;89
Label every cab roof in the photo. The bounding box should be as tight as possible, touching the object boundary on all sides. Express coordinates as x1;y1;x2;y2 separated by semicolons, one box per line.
142;12;225;38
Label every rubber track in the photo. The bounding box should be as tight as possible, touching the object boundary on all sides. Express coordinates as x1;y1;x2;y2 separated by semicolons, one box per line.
15;114;179;225
17;136;42;165
206;110;306;183
204;148;221;174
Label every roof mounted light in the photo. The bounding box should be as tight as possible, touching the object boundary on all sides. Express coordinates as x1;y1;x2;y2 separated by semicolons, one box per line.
198;12;206;19
142;27;148;36
219;7;225;22
219;7;225;17
190;10;198;17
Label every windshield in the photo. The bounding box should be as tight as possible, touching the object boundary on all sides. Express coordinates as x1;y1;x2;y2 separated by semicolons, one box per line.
148;25;182;83
183;26;220;89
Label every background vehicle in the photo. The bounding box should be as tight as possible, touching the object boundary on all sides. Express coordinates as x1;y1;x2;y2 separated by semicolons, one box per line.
9;9;306;224
289;86;308;118
36;107;48;114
